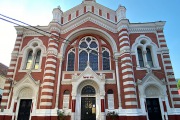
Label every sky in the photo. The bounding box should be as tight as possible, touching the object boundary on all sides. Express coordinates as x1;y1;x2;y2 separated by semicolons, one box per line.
0;0;179;78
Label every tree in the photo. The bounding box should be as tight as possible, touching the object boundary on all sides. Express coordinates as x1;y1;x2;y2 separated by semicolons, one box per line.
177;80;180;89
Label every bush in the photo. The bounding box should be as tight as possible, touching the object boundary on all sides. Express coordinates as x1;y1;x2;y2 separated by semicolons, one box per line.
107;111;118;120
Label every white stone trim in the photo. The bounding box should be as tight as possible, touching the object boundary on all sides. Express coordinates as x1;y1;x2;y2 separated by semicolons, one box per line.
123;74;134;79
41;95;53;99
40;102;52;106
48;42;58;47
125;95;137;99
120;41;129;46
123;81;135;86
45;64;56;68
41;89;54;93
125;101;138;105
43;76;55;80
45;70;55;74
119;36;128;41
43;82;54;86
124;87;136;92
119;31;128;36
122;68;133;73
7;72;14;75
46;58;57;63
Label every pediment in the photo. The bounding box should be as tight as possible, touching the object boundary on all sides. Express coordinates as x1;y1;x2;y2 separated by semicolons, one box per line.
61;12;116;34
137;71;166;85
13;71;40;87
72;66;105;82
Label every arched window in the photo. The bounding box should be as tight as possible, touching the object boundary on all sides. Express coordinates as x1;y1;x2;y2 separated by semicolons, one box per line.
67;49;75;71
102;48;110;70
137;48;144;67
25;50;33;69
146;48;153;67
34;50;41;69
81;85;96;95
107;89;114;109
63;90;70;109
79;51;88;71
90;50;98;70
79;36;98;71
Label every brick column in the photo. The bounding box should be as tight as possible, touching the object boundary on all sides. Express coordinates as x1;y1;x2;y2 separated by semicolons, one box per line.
157;30;180;108
101;96;105;120
71;98;76;120
40;27;60;109
1;31;23;109
118;26;138;109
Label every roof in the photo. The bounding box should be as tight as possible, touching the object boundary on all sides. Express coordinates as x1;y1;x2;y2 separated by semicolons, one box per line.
0;63;8;77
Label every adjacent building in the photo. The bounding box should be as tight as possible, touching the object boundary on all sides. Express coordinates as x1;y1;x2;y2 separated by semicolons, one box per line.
0;63;8;105
0;0;180;120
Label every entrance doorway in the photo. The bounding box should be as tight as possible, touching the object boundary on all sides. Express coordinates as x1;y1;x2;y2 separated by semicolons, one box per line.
81;85;96;120
17;99;32;120
146;98;162;120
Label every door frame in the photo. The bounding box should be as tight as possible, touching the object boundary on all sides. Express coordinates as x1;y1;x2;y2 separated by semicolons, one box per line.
81;96;96;120
16;98;33;120
145;97;164;120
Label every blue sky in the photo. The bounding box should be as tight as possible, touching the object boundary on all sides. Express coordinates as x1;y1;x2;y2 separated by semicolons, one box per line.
0;0;179;78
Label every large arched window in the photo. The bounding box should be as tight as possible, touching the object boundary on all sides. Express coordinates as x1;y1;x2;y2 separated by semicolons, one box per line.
79;36;98;71
34;50;41;69
102;47;110;70
25;50;33;69
137;48;144;67
146;48;153;67
67;48;75;71
81;85;96;95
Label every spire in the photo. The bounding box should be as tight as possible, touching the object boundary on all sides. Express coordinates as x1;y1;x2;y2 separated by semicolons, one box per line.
83;0;96;2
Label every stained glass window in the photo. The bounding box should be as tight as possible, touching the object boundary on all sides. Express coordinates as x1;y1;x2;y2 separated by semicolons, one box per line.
34;50;41;69
146;48;153;67
25;50;33;69
67;52;75;71
90;50;98;70
79;51;88;71
137;48;144;67
102;50;110;70
81;85;96;95
79;36;99;71
90;42;97;48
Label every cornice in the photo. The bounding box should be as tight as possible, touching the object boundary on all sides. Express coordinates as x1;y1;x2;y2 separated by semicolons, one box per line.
128;21;165;33
61;12;117;34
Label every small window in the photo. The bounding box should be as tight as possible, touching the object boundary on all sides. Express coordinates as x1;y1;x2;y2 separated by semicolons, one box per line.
79;51;88;71
107;89;114;109
146;48;153;67
34;50;41;69
137;48;144;67
63;90;70;109
25;50;33;69
102;51;110;70
67;52;75;71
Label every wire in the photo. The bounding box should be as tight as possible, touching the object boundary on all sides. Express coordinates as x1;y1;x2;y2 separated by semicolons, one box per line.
0;14;116;62
0;13;173;76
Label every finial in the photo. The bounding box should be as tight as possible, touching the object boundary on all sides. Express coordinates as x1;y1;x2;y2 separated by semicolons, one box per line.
58;6;61;10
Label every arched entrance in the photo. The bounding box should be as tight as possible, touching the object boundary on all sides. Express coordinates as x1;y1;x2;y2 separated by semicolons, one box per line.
81;85;96;120
145;85;162;120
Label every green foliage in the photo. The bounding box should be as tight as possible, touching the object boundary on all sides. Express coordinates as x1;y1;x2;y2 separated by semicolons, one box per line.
57;110;65;120
107;111;118;120
177;80;180;89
